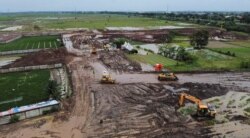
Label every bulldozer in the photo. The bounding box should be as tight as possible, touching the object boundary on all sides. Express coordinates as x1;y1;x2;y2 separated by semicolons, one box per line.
100;71;115;84
158;73;178;81
179;92;216;118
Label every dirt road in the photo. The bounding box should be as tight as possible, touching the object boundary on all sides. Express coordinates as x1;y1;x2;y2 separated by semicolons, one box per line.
91;62;250;92
0;56;93;138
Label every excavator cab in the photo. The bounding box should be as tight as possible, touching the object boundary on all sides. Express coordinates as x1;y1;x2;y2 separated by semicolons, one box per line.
197;104;215;118
158;73;178;81
179;92;216;118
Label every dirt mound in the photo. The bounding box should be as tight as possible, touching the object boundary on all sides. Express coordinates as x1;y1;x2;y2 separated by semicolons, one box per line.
170;82;228;99
99;50;142;72
2;48;75;68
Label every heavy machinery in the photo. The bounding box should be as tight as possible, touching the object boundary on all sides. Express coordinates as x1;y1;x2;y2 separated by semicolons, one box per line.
100;71;115;84
179;92;216;118
158;73;178;81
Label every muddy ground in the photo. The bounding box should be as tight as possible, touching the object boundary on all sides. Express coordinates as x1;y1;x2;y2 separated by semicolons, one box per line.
99;50;142;72
85;83;228;138
0;33;250;138
1;48;74;69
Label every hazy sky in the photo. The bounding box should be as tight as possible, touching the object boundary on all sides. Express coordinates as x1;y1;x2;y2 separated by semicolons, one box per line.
0;0;250;12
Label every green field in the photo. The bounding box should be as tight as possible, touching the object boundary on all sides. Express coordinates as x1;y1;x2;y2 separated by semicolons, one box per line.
0;70;50;112
42;14;180;29
226;40;250;48
0;36;61;52
127;54;177;67
0;13;189;30
127;50;240;72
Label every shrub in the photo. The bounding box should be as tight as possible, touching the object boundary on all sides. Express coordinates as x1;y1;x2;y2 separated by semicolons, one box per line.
46;80;61;100
129;49;138;54
9;115;20;123
240;61;250;69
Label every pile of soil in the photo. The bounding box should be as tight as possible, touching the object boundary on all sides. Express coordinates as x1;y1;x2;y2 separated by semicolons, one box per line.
2;48;74;68
170;82;229;99
99;50;142;72
103;30;170;43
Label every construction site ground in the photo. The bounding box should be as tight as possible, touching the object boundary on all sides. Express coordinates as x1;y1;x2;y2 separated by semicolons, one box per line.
1;33;250;138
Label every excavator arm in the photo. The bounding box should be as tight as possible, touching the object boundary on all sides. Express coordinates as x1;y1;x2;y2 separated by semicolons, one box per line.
179;92;216;118
179;93;202;107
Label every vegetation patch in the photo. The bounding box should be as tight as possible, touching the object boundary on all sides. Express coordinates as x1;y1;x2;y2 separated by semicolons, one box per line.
9;115;20;123
0;70;50;111
244;107;250;113
0;35;61;52
179;106;196;116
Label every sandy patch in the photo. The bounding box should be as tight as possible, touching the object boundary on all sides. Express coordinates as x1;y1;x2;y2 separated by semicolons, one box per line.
106;27;144;31
1;26;23;31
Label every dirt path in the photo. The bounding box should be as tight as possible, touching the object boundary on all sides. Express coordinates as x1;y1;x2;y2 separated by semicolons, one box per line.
90;67;250;92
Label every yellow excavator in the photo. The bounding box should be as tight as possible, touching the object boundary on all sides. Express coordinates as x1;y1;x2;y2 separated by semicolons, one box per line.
100;71;115;84
179;92;216;118
158;73;178;81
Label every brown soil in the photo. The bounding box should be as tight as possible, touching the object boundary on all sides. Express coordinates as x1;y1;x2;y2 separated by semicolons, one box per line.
99;50;142;72
1;48;75;68
169;82;229;99
81;82;228;137
0;31;248;138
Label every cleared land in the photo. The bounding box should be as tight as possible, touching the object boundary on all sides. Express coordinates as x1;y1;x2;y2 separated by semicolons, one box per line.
0;70;50;111
0;36;61;52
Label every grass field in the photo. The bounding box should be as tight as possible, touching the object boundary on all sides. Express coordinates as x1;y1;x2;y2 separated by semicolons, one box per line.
226;40;250;48
210;41;250;60
127;48;242;72
211;47;250;59
0;70;50;112
127;54;177;67
42;14;181;29
0;36;61;52
0;13;190;30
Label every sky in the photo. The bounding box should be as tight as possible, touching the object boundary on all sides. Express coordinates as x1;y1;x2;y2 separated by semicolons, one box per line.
0;0;250;12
